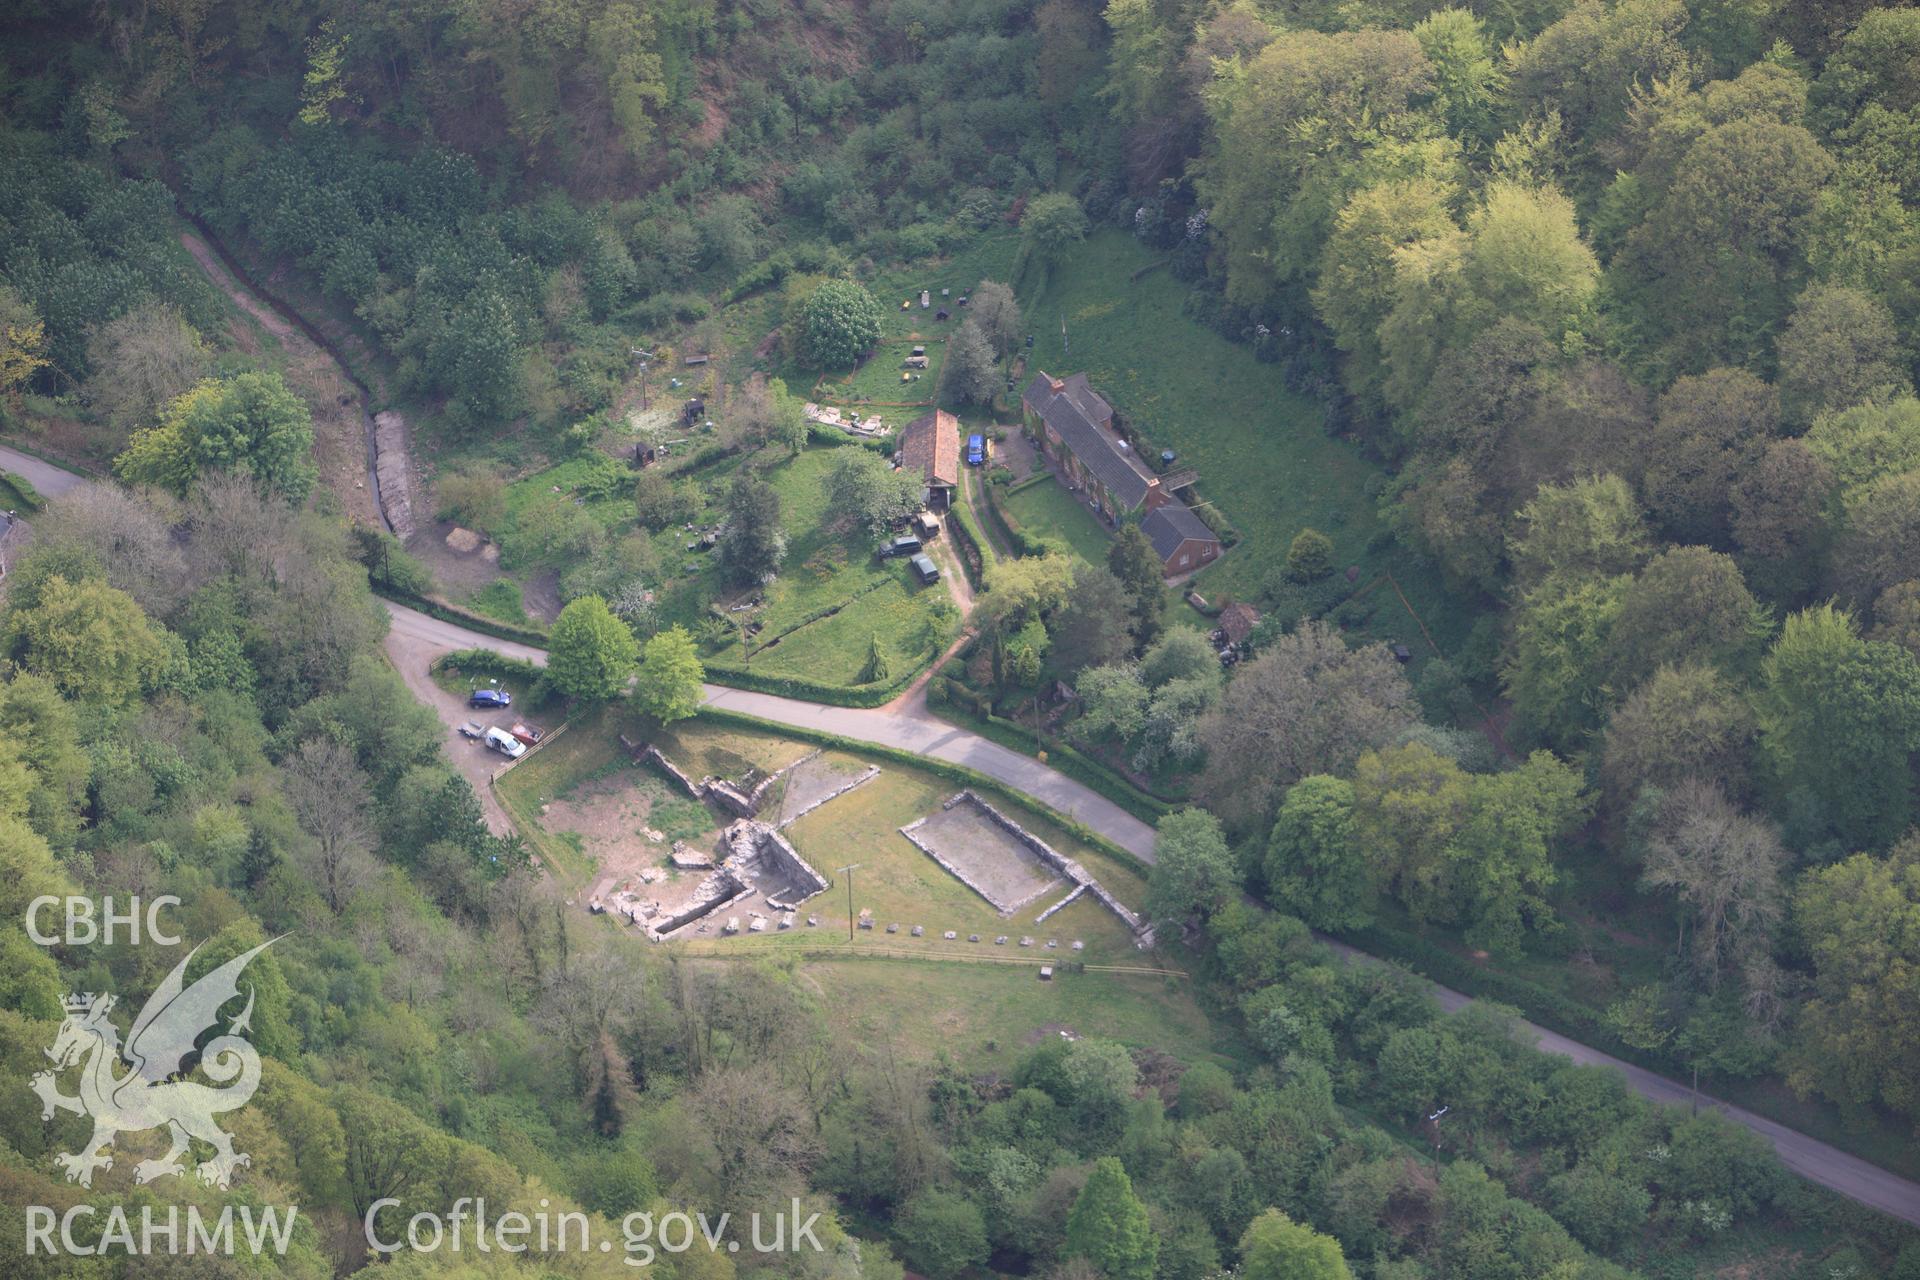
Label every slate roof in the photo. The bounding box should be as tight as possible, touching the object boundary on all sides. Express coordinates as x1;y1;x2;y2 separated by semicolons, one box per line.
1023;371;1155;509
899;409;960;489
1141;501;1219;562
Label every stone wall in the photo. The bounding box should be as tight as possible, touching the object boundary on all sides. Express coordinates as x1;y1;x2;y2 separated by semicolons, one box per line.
941;790;1148;940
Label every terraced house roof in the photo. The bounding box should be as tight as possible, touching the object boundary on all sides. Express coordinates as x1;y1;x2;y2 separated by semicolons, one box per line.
1022;371;1155;510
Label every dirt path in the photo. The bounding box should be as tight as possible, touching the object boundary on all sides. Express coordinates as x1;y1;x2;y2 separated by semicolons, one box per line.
178;231;387;532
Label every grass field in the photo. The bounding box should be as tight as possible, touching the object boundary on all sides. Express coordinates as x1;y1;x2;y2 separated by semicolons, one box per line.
786;960;1247;1074
1025;230;1475;653
818;339;944;406
1001;477;1114;566
693;447;953;683
779;756;1149;958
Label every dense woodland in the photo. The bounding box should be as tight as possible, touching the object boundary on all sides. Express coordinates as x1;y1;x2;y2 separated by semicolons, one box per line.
6;0;1920;1277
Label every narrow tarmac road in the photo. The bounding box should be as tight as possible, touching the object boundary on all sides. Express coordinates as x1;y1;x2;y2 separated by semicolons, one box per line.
380;596;1920;1228
0;444;88;499
381;599;1154;853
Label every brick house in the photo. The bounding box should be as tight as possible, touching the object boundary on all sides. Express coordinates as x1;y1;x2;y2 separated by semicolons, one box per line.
1142;500;1222;577
897;409;960;510
1021;371;1175;519
1022;370;1220;576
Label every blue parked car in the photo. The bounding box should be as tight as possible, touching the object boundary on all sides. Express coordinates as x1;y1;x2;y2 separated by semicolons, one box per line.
469;688;512;709
965;433;986;466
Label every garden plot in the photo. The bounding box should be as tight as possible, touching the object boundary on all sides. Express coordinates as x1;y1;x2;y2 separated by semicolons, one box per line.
902;795;1068;914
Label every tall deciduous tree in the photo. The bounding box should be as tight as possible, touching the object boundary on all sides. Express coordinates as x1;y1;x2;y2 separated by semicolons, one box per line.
800;279;881;370
84;301;212;431
718;474;786;585
116;371;317;503
1791;838;1920;1119
1020;193;1089;273
635;626;704;724
0;286;49;403
1107;523;1165;652
1050;563;1136;678
1064;1157;1158;1280
1643;779;1787;987
1503;571;1630;751
548;595;639;702
1508;473;1652;591
939;317;999;406
1202;27;1434;308
1146;808;1237;928
968;279;1021;356
1196;621;1416;833
828;448;923;537
1316;178;1460;414
1755;604;1920;850
1238;1208;1352;1280
1601;663;1756;809
1642;367;1781;547
1352;742;1586;952
1267;776;1371;930
284;738;377;914
1775;283;1911;426
4;572;168;704
1604;546;1766;690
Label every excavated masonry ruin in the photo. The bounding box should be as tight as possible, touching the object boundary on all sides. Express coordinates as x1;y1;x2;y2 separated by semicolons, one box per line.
596;738;850;940
901;790;1149;944
604;819;831;941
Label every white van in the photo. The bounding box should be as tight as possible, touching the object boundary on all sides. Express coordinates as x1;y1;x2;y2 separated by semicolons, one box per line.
484;726;527;759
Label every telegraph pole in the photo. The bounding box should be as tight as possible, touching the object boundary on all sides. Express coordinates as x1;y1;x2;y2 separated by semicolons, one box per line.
835;863;861;941
632;348;654;411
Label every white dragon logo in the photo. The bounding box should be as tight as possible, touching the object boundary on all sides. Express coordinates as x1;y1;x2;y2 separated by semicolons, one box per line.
30;939;274;1190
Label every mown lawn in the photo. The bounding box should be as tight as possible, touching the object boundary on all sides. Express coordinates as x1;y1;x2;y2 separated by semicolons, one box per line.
1001;476;1114;567
1025;230;1475;652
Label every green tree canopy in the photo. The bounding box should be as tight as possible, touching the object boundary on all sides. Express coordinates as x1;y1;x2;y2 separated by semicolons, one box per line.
895;1188;988;1280
1020;192;1089;272
5;573;169;704
940;317;999;406
1792;838;1920;1119
548;595;640;702
800;279;882;370
1267;775;1371;930
1238;1207;1352;1280
1064;1157;1158;1280
1755;604;1920;850
116;370;317;502
1107;523;1165;652
718;473;786;586
1146;807;1238;927
635;625;705;724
